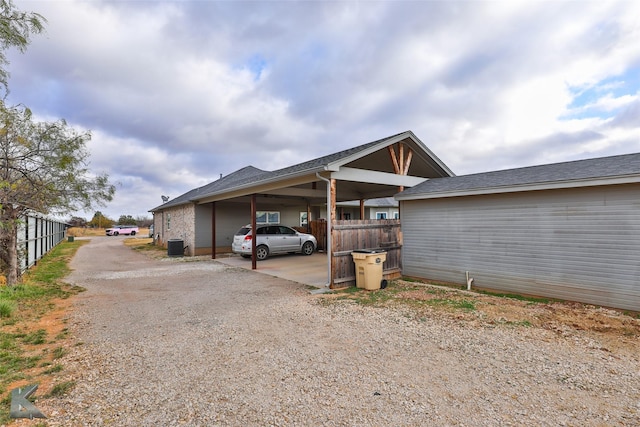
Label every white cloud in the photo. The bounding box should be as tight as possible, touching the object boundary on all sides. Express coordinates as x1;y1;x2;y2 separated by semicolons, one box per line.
6;0;640;217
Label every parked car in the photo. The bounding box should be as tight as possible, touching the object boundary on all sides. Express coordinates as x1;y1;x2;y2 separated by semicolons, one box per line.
232;224;317;260
105;225;139;236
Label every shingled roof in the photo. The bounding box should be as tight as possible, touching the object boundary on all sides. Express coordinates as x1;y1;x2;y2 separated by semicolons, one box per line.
150;166;267;211
397;152;640;200
151;131;453;211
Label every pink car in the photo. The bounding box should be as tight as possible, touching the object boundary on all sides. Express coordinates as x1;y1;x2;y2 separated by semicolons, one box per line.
105;225;139;236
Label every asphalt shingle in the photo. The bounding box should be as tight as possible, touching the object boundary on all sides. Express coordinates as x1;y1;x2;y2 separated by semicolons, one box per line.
400;152;640;197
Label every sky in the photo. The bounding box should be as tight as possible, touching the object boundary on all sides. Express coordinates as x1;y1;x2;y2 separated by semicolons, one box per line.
6;0;640;221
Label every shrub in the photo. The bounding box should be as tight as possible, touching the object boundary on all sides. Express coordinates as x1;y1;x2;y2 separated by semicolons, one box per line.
0;299;15;318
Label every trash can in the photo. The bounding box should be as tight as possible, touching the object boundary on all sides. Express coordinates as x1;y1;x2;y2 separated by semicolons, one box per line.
351;249;387;290
167;239;184;257
67;236;74;242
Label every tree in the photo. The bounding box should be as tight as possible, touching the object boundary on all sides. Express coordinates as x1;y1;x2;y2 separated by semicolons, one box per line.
0;103;115;285
135;215;153;227
68;216;87;227
0;0;46;96
118;214;136;225
88;211;113;229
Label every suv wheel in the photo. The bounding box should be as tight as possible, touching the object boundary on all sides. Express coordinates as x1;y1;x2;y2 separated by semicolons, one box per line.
256;245;269;261
301;241;314;256
130;231;136;236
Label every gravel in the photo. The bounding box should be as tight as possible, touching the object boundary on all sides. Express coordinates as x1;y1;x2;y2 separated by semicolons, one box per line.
25;237;640;426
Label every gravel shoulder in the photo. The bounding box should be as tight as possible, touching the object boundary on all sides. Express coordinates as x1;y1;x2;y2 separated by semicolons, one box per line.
20;237;640;426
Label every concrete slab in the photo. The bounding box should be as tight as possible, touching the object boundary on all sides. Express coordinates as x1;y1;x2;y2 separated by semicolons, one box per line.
214;252;330;288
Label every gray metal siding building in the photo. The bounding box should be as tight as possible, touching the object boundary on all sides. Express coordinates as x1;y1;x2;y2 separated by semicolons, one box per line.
397;153;640;312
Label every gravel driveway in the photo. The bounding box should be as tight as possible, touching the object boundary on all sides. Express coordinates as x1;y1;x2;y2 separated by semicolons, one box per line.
37;237;639;426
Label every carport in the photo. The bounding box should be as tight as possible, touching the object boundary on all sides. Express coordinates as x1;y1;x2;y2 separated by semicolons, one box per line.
216;252;328;287
151;131;454;287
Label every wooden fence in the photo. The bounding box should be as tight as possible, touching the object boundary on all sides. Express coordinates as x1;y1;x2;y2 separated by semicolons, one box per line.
330;219;402;287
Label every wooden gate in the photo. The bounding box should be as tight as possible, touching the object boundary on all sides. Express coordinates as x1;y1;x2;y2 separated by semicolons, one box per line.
310;219;327;252
331;219;402;287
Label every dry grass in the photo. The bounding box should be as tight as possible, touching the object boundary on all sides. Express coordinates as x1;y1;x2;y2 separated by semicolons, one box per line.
67;227;150;237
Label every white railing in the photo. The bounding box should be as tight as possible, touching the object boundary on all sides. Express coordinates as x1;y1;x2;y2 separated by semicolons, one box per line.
16;213;68;271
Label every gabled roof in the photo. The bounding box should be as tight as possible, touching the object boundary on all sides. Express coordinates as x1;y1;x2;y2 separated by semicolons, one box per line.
396;152;640;201
151;131;453;211
150;166;267;211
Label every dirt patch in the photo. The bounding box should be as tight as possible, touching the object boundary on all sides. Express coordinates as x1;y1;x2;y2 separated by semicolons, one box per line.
4;297;79;409
324;280;640;357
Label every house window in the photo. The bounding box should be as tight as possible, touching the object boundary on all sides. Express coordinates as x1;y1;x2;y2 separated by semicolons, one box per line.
394;212;399;219
167;213;171;230
376;212;387;220
256;211;280;224
343;213;351;220
300;212;308;227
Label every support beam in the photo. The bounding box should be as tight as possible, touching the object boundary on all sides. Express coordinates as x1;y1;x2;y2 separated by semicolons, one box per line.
251;194;257;270
388;145;401;174
330;179;336;288
360;199;365;220
387;142;415;192
330;167;427;187
211;202;216;259
315;172;333;288
330;179;337;222
403;149;413;175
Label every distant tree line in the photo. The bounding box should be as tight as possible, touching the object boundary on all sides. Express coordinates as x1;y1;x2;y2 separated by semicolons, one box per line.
68;212;153;229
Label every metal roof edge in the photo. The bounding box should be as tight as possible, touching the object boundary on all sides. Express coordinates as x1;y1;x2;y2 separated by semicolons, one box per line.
395;174;640;201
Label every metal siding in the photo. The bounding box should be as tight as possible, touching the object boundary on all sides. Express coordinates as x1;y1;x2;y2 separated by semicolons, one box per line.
194;204;213;248
210;203;253;248
401;185;640;311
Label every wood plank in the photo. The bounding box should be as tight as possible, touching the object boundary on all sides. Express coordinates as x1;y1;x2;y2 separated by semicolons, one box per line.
388;145;401;174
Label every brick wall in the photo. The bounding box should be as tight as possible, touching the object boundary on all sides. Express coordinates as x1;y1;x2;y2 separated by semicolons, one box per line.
152;204;196;256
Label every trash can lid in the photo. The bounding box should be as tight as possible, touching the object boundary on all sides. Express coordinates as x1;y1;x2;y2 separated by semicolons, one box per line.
352;249;386;254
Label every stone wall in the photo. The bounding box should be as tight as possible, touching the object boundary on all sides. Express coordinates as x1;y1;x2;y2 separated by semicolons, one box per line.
152;204;196;256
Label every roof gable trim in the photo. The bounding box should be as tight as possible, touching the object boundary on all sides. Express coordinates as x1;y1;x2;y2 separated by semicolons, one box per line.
396;174;640;201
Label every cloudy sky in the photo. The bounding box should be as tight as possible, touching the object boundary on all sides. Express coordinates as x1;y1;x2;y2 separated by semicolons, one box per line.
7;0;640;220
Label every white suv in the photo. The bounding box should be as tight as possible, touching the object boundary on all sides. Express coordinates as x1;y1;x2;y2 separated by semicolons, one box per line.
232;224;317;260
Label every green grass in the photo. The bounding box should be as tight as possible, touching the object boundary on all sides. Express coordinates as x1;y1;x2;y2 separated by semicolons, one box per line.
0;240;85;423
0;299;15;318
331;281;478;314
424;298;476;311
130;240;165;253
45;380;75;398
51;347;66;360
22;329;47;345
42;364;63;374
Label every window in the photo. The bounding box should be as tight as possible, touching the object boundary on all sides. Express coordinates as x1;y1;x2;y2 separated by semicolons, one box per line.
376;212;387;220
300;212;308;227
166;213;171;230
256;211;280;224
394;212;399;219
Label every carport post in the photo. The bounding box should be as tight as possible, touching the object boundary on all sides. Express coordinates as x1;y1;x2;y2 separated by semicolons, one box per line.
316;172;333;288
251;193;257;270
211;201;216;259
